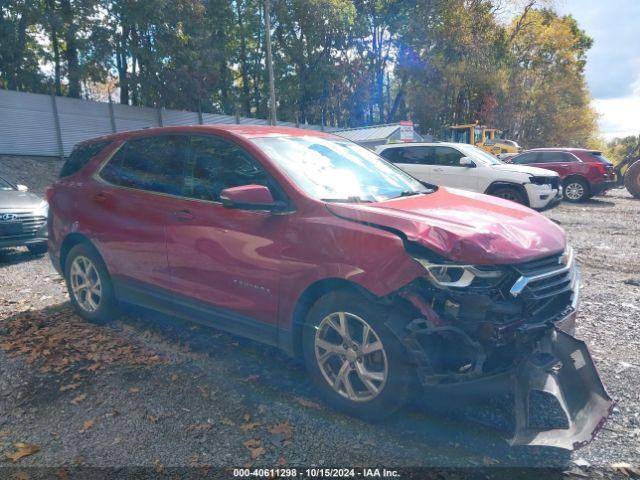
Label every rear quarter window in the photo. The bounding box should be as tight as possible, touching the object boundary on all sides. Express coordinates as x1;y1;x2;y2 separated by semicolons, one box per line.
60;141;111;178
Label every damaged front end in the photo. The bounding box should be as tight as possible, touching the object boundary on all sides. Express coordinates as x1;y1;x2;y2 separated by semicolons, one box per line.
389;245;613;450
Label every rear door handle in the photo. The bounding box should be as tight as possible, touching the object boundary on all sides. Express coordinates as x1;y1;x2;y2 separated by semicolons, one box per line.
93;192;108;203
172;209;194;221
560;164;569;167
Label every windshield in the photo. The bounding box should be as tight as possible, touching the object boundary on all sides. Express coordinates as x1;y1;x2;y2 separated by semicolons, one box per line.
457;144;503;165
0;176;14;190
251;136;430;202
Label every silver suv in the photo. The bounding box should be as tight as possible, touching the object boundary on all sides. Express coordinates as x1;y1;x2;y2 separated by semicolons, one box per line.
0;174;48;254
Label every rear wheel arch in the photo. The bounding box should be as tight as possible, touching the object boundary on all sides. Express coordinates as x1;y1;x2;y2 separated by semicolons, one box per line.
563;175;591;201
60;233;104;273
290;278;377;358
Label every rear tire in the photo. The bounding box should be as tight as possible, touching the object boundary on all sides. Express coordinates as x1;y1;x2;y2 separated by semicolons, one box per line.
302;291;415;421
491;186;527;205
27;243;47;255
624;160;640;199
64;243;118;324
563;178;590;202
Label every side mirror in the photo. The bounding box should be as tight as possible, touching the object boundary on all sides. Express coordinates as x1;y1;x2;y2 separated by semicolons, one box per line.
459;157;476;168
16;184;29;192
220;184;285;211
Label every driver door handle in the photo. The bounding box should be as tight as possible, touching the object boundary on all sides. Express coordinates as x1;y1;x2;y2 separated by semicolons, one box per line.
172;209;194;221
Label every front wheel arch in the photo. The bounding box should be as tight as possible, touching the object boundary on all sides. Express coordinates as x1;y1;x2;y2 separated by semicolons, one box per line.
485;181;530;206
290;278;377;359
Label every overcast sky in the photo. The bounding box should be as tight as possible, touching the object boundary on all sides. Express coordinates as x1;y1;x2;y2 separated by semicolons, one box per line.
557;0;640;139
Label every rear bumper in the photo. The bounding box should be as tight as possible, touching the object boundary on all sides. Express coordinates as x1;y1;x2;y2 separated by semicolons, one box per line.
591;180;618;196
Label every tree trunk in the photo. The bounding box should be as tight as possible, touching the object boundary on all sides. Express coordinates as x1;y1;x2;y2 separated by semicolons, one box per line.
60;0;80;97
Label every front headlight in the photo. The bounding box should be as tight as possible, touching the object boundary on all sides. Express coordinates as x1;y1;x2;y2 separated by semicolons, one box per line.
412;257;505;288
34;200;48;217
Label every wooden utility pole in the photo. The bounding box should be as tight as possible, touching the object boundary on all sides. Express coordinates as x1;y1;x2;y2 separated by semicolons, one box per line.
264;0;277;125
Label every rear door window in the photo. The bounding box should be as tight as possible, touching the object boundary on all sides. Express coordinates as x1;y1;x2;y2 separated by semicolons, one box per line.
394;146;435;165
60;140;110;178
512;152;539;164
537;152;577;163
99;136;187;195
184;135;271;202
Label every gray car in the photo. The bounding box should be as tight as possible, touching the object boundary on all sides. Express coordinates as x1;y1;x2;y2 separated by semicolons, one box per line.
0;174;48;254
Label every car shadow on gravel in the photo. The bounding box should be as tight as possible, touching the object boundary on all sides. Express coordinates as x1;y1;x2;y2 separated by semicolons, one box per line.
116;304;573;470
0;301;573;472
0;247;47;267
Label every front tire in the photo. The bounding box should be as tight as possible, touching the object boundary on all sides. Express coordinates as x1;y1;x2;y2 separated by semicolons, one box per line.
64;243;118;324
302;291;414;420
491;186;527;205
563;178;590;202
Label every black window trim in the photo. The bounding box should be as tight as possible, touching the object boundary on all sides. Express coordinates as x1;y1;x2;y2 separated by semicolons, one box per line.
94;132;294;211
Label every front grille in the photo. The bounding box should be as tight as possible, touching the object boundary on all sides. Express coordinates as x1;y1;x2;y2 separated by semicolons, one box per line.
0;213;46;240
510;251;576;322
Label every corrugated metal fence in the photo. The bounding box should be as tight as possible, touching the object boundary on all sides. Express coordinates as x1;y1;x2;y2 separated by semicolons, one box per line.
0;88;326;158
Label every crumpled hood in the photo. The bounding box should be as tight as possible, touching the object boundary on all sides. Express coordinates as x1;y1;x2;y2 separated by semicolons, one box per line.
489;164;559;177
326;187;566;265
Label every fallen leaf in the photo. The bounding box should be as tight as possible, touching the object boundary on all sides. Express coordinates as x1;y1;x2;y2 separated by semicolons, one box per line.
243;438;261;449
294;397;322;410
70;394;87;405
243;439;265;459
249;446;265;459
269;421;293;442
79;419;94;433
5;442;40;462
15;471;29;480
154;458;164;473
59;383;80;392
128;387;141;393
186;423;212;433
170;374;178;382
240;421;261;432
147;415;159;423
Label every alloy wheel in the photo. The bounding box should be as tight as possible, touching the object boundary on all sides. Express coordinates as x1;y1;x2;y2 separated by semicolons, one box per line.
314;311;388;402
69;255;102;312
565;182;585;200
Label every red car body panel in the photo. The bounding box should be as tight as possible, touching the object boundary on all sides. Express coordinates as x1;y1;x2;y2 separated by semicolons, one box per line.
512;148;617;194
48;125;566;337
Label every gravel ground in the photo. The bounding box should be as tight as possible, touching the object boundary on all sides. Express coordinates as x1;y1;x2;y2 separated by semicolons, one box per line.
0;156;639;478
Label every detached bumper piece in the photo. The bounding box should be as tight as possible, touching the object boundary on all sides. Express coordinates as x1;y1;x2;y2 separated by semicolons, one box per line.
509;328;613;450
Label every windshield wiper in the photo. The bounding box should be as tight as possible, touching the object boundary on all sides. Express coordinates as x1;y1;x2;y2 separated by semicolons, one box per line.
389;189;433;199
320;196;374;203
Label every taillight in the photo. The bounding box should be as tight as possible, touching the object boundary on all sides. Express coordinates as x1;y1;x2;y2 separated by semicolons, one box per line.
593;163;606;175
45;186;55;202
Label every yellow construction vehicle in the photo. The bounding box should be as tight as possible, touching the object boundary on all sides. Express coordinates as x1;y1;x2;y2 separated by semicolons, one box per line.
446;123;521;155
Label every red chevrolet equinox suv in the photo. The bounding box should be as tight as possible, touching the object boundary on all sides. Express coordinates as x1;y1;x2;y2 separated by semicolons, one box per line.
509;148;617;202
47;126;612;448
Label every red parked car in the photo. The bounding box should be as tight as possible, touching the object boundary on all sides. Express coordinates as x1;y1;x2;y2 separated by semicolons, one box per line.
508;148;617;202
47;126;611;449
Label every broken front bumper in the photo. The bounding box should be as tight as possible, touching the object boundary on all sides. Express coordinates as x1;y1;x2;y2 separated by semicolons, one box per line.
509;328;614;449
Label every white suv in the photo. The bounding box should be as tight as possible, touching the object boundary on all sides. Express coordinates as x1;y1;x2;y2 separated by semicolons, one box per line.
375;142;562;210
